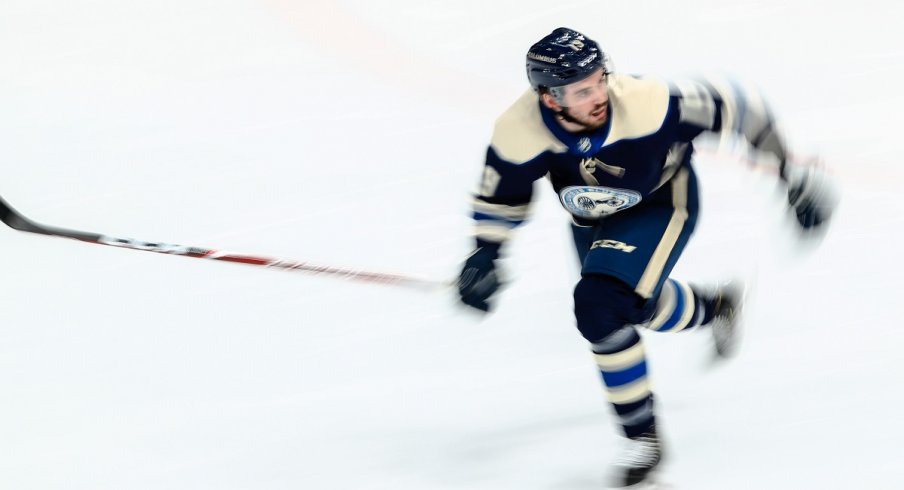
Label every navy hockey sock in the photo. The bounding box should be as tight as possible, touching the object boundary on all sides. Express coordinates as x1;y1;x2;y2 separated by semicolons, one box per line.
591;326;655;438
574;275;657;438
645;278;712;332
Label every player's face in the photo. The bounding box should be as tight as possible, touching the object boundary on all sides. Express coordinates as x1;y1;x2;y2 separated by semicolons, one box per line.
558;68;609;129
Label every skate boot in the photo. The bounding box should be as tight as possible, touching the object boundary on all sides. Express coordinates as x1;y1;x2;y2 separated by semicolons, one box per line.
611;427;663;487
708;281;744;358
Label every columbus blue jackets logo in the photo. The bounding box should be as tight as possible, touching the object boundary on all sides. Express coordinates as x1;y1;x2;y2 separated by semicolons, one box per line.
559;186;642;219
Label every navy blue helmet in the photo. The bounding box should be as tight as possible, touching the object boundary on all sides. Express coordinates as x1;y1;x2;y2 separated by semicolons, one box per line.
526;27;610;92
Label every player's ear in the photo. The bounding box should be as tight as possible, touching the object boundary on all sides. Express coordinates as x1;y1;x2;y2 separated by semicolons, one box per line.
540;92;561;111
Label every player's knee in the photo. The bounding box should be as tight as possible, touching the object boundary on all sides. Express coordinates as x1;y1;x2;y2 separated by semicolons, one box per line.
573;274;648;343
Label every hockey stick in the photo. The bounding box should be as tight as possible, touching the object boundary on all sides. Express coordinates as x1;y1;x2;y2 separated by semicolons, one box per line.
0;194;449;290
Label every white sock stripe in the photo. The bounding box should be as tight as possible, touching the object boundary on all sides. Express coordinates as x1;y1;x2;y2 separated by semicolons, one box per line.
671;280;696;332
593;342;645;371
590;326;637;353
646;279;697;332
647;280;677;331
605;378;652;404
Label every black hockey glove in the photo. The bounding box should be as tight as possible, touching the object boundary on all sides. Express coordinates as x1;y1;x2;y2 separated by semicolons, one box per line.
785;164;837;231
457;242;502;312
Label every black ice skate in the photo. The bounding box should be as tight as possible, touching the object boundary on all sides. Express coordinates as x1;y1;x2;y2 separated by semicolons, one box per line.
708;281;745;358
708;281;744;358
611;428;663;487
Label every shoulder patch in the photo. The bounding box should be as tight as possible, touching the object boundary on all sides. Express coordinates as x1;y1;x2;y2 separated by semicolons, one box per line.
490;90;568;164
604;75;671;145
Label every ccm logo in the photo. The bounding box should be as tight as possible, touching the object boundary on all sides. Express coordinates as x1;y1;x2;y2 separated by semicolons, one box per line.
590;239;637;253
99;236;192;255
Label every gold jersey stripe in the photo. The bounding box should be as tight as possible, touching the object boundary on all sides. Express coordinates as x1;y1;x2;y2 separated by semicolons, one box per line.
636;168;689;298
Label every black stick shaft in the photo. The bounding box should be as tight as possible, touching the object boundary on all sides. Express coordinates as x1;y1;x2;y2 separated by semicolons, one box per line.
0;194;446;289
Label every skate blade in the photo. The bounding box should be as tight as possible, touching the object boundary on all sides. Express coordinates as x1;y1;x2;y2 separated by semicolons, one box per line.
617;471;673;490
622;480;672;490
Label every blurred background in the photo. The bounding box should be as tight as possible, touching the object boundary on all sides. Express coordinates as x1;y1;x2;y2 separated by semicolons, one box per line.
1;1;902;488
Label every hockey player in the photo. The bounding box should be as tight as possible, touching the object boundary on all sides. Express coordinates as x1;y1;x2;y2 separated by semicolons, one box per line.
456;27;834;487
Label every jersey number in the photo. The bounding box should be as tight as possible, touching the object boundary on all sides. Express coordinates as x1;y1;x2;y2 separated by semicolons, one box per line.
478;166;501;197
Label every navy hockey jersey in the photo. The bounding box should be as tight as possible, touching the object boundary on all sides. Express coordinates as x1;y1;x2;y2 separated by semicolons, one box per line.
472;74;786;243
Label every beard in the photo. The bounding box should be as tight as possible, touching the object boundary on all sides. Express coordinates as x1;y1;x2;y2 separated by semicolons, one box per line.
559;102;609;131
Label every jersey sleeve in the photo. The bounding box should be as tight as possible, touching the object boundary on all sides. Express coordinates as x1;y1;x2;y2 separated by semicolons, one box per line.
670;77;788;165
470;146;543;246
470;90;561;247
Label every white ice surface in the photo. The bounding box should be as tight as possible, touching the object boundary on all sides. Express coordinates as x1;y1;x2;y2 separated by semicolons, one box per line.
1;1;903;489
